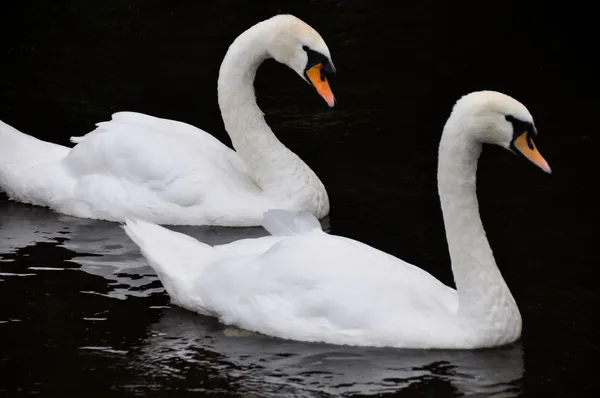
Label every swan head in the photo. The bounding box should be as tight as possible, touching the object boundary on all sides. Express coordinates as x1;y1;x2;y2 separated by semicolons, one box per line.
264;15;336;107
450;90;551;174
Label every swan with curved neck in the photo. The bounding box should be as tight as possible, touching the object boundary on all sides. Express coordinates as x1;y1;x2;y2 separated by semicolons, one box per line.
126;90;551;349
0;15;336;226
216;15;336;215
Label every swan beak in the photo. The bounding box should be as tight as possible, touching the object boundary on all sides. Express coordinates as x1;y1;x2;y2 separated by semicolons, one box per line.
305;63;336;107
512;132;552;174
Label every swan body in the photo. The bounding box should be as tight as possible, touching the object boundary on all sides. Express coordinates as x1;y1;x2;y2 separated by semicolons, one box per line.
125;91;552;349
0;15;336;226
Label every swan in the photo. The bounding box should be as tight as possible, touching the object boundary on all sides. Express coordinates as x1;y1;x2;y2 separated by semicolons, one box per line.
124;90;552;349
0;14;336;226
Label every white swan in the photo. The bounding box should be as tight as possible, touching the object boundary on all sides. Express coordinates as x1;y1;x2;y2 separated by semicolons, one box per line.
0;14;336;226
124;91;552;349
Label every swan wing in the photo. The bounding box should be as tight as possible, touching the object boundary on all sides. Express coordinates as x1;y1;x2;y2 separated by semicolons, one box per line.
172;211;455;346
199;232;457;338
125;210;459;347
60;112;262;221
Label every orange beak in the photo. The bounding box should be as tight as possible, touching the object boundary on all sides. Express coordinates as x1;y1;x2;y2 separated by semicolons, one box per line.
305;63;336;107
512;132;552;174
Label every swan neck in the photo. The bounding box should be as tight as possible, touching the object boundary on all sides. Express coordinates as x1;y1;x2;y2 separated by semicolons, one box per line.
217;24;274;155
214;21;329;218
437;120;518;320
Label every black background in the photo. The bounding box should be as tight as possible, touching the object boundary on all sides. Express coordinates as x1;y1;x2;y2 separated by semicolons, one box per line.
1;1;598;396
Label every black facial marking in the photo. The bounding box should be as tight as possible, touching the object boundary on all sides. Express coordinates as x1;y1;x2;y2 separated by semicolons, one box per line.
506;114;537;151
302;45;335;81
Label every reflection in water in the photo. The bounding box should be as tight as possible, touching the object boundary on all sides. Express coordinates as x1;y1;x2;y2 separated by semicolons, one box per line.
134;308;524;397
0;201;302;299
0;202;522;396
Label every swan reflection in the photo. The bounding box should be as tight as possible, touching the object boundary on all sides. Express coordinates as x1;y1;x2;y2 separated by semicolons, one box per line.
132;308;524;397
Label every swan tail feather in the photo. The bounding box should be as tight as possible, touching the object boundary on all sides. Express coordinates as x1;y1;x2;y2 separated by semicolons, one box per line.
70;112;149;143
261;209;322;236
0;119;68;167
123;217;215;309
0;119;70;202
69;136;84;143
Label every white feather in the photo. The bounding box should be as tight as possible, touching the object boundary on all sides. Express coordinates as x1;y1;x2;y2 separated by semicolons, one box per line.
0;15;332;226
261;209;322;236
125;91;542;350
122;217;213;313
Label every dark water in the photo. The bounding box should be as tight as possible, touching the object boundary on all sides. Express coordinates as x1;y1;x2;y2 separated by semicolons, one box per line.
0;1;597;397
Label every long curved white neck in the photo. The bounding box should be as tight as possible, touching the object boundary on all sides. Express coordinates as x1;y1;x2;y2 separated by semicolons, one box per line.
216;21;328;216
438;116;520;325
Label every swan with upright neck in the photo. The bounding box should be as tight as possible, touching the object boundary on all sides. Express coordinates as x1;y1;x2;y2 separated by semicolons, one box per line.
124;90;551;349
0;15;335;226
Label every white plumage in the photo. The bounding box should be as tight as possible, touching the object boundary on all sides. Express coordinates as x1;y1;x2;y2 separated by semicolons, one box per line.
124;91;552;349
0;15;334;226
